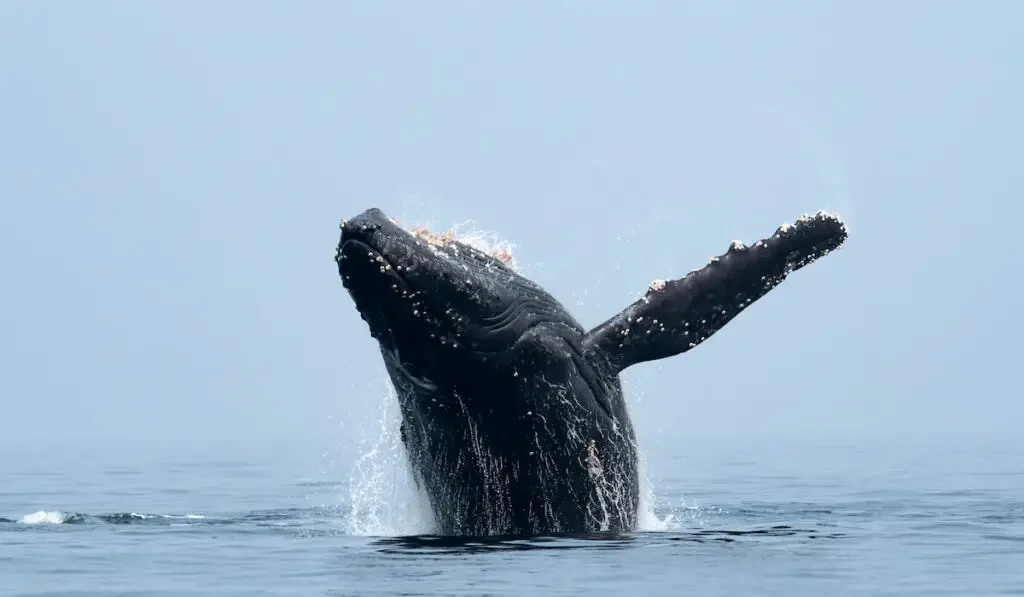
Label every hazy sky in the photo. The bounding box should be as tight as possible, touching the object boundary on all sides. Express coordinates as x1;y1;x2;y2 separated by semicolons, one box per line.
1;2;1019;447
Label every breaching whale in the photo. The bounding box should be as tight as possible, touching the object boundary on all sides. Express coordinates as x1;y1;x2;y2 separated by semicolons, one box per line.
335;207;847;536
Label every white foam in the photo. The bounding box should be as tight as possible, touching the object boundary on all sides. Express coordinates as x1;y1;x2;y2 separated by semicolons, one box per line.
19;510;69;525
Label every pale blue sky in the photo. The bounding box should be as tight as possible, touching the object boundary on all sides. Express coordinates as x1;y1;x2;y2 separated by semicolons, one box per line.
1;2;1019;446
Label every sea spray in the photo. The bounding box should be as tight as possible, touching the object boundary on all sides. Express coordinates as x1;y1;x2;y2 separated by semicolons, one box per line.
343;381;435;536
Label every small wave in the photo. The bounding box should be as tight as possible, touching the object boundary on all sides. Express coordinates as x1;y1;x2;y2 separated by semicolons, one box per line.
983;533;1024;543
96;512;206;524
8;510;211;526
681;525;847;542
376;532;636;554
296;480;345;489
3;508;341;530
18;511;81;525
373;525;845;554
98;513;156;524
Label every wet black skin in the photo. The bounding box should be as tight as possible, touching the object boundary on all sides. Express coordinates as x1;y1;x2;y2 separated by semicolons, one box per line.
335;207;847;537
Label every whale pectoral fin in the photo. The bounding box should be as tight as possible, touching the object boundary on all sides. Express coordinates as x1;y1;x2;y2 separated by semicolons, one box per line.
582;211;848;374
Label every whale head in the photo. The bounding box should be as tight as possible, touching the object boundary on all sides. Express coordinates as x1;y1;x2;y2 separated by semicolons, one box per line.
336;207;578;390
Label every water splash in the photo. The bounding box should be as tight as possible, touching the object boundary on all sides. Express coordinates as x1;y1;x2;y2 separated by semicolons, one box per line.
342;381;435;537
19;510;72;525
338;380;696;537
637;460;673;532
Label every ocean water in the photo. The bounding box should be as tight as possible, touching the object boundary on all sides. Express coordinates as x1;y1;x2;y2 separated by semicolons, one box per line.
2;431;1022;596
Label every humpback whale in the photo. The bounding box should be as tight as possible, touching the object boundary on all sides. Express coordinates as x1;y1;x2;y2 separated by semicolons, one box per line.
335;207;847;537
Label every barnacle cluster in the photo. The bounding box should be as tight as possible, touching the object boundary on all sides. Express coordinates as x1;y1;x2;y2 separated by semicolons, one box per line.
409;224;516;266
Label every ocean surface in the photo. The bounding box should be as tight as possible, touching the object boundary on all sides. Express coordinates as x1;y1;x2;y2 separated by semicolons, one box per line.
2;430;1022;596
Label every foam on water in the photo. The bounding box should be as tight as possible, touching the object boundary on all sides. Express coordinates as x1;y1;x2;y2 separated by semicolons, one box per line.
19;510;70;525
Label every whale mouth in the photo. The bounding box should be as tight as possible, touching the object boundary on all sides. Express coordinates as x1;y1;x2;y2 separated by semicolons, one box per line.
338;239;413;351
336;207;544;362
